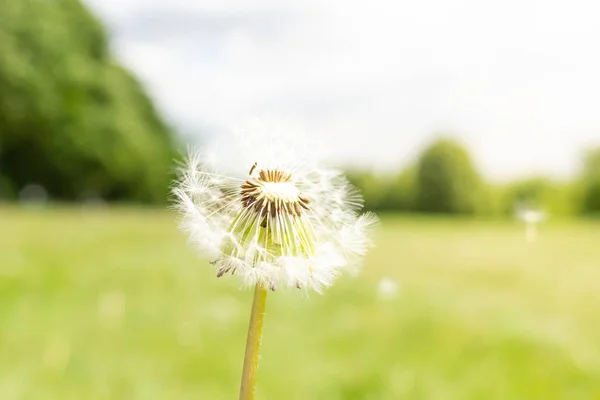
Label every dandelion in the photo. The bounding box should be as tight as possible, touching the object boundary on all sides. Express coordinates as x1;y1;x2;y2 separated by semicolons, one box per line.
172;123;377;399
515;203;547;243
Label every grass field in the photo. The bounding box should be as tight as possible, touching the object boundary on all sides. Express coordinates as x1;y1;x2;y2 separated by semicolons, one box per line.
1;206;600;399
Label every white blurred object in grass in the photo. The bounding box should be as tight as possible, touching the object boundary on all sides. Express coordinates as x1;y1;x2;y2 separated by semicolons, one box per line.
377;277;400;300
515;205;547;243
18;183;48;206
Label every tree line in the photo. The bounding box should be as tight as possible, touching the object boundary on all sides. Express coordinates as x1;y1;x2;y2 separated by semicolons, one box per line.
347;139;600;217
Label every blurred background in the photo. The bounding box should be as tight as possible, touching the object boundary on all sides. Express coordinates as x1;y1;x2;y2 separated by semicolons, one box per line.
1;0;600;399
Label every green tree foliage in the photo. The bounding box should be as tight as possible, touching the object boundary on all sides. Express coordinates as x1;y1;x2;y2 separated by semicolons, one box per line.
414;138;481;214
345;139;594;218
386;166;416;211
346;167;416;212
580;147;600;214
346;170;388;211
0;0;177;202
496;177;578;217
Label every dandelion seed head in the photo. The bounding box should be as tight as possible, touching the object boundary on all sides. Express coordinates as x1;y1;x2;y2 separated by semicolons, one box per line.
173;120;377;293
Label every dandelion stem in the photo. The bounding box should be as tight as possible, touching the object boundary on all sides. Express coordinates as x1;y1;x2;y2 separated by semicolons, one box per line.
239;284;268;400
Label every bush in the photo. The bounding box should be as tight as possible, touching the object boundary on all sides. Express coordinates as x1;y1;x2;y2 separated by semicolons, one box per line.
414;138;481;214
0;0;177;202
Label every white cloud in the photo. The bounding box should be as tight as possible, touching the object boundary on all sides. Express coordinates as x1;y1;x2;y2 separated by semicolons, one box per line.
85;0;600;179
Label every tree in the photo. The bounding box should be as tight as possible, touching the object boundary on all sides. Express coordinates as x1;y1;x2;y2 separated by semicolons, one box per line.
414;138;481;214
385;165;416;212
0;0;177;202
580;147;600;214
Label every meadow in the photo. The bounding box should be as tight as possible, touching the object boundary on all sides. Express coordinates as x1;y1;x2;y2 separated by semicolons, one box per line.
1;206;599;399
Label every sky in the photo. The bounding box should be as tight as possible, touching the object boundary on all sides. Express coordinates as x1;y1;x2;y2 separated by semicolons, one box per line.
84;0;600;180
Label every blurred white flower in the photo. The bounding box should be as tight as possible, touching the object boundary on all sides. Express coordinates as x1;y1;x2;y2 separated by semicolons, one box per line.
515;208;547;225
173;122;377;293
18;183;48;206
515;204;547;243
377;277;400;300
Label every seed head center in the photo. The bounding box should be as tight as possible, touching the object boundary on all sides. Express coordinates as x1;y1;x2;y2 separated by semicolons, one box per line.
261;181;299;203
240;167;310;216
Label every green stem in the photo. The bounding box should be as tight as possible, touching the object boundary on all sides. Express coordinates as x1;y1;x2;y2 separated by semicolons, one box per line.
239;284;268;400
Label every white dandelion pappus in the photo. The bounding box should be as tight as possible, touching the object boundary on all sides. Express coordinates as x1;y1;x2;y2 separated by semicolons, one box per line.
514;204;547;243
173;124;377;293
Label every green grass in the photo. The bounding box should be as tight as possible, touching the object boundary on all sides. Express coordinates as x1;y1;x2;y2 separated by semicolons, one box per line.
1;207;600;399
